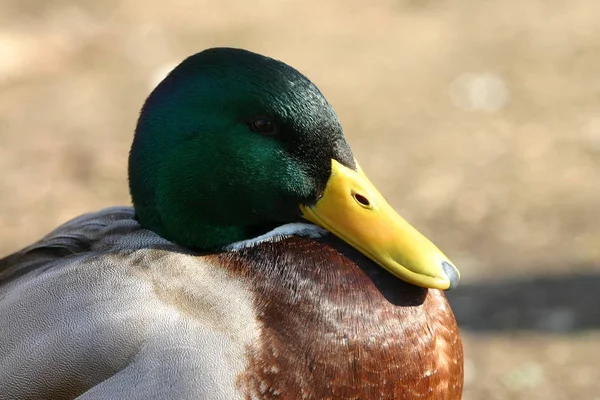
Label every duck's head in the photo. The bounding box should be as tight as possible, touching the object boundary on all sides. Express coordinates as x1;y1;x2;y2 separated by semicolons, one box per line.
129;48;459;290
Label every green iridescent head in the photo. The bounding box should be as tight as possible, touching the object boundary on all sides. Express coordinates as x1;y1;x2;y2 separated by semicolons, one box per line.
129;48;355;250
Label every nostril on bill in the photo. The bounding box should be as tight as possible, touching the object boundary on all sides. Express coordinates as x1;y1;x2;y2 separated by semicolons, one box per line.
353;193;371;207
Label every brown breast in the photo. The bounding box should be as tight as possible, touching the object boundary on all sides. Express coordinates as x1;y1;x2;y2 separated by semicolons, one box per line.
219;234;463;400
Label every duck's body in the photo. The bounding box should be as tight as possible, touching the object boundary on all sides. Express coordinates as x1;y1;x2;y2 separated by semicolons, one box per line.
0;207;461;399
0;48;463;399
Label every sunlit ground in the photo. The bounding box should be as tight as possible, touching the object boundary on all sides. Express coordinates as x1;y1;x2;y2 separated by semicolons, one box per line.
1;1;599;399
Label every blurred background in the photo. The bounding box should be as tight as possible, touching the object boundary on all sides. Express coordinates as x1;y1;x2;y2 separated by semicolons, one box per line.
1;0;599;398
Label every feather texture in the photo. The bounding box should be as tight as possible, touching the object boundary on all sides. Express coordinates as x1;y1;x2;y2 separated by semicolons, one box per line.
0;207;462;399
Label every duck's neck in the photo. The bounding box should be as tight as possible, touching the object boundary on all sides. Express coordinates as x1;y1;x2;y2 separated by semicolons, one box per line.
224;223;327;251
138;213;289;251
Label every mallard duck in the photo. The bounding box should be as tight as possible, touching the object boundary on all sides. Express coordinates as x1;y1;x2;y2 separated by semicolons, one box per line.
0;48;463;399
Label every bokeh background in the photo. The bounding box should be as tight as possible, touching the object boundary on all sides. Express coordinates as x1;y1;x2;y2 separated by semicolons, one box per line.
1;1;599;398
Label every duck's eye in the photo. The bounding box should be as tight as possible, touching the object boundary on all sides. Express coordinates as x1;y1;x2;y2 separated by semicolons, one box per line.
249;117;276;135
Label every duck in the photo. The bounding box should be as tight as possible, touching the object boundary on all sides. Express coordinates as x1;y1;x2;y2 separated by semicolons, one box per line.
0;48;463;400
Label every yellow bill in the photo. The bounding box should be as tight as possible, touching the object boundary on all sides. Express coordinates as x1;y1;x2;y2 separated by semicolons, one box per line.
300;159;459;290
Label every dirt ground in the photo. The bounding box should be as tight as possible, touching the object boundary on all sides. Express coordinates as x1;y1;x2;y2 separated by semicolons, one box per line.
1;1;599;399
